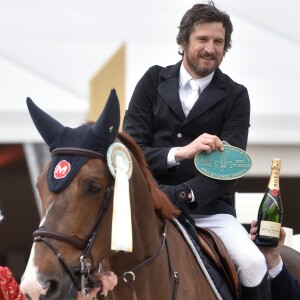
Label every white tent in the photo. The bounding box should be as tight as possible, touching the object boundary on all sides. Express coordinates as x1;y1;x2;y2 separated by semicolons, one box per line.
0;55;88;143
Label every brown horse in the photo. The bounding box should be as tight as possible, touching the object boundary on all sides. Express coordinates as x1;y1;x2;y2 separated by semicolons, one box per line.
20;91;234;300
20;91;300;300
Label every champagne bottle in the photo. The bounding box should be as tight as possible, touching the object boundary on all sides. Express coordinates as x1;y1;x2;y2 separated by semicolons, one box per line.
255;158;283;247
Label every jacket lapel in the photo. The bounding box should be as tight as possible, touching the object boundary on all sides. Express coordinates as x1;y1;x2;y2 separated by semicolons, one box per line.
157;61;186;120
185;68;227;123
157;64;228;123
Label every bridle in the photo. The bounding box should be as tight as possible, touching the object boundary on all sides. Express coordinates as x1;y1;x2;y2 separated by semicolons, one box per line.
33;147;180;299
33;147;114;295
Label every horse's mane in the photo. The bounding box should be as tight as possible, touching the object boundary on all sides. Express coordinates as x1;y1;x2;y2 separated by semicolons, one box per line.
118;132;180;220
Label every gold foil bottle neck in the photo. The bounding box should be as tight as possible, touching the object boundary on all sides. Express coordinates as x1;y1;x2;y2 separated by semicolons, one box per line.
271;158;281;170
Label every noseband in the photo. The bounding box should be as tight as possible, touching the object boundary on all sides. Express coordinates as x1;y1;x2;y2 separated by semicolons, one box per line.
33;147;115;294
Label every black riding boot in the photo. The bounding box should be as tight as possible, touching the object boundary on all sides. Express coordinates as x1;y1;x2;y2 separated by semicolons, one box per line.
240;272;271;300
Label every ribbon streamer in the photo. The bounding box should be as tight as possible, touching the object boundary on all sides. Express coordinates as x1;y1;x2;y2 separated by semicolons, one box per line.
111;154;133;252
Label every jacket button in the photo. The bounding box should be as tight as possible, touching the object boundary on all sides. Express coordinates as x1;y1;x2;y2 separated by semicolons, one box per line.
177;133;182;138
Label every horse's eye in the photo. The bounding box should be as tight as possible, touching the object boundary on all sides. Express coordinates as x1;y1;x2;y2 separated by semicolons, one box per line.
88;182;102;194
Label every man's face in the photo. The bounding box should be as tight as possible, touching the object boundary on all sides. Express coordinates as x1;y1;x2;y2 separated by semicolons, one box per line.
182;22;226;78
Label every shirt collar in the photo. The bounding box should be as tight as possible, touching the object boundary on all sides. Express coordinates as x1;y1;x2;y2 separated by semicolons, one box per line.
179;63;215;92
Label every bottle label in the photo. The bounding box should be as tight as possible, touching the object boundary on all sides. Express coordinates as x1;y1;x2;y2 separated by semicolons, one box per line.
259;220;281;238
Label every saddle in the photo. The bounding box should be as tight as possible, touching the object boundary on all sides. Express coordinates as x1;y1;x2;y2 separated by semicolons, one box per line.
196;226;239;300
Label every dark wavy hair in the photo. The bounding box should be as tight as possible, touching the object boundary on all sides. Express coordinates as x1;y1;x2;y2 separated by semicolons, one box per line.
176;1;233;55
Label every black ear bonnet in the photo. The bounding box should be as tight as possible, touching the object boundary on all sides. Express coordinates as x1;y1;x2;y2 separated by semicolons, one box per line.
27;89;120;192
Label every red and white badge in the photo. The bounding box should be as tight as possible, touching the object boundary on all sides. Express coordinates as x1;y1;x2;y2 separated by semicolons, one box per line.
54;160;71;179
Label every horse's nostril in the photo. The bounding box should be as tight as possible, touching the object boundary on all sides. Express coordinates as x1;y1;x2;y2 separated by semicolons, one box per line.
43;280;60;299
48;280;59;293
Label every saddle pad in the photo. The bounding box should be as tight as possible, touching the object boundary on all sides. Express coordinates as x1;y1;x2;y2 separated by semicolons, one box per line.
172;218;239;300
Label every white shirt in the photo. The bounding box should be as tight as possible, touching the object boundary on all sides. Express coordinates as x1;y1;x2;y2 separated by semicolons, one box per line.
179;64;214;116
268;258;283;279
167;64;214;167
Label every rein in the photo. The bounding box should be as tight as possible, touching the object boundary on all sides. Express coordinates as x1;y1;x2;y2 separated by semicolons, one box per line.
33;147;179;300
117;222;179;300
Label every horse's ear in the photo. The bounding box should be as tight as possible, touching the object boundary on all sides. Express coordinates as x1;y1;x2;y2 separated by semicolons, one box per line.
26;97;64;146
92;89;120;143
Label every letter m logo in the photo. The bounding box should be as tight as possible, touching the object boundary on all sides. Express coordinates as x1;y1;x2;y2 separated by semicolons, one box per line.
54;160;71;179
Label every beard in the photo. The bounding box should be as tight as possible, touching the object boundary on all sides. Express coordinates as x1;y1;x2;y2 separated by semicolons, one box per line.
185;51;222;78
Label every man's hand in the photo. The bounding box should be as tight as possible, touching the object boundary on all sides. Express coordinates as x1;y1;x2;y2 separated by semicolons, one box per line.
175;133;224;162
250;220;286;269
77;271;118;299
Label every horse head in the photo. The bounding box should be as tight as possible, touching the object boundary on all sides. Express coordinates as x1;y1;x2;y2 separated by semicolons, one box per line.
21;90;121;298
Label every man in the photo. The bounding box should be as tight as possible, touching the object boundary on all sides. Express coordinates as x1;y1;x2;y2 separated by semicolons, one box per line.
251;220;300;300
123;2;271;299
